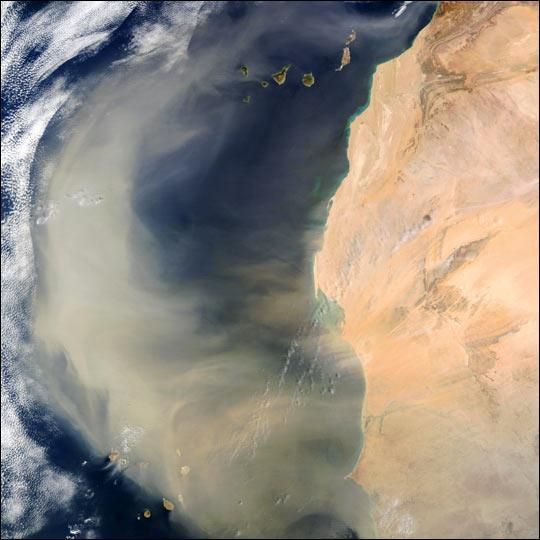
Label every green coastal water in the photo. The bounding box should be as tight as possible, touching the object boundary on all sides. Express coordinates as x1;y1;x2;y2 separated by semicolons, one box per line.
29;2;438;538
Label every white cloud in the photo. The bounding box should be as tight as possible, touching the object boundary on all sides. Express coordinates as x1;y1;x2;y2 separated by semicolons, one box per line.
1;2;140;537
394;1;414;19
121;2;221;71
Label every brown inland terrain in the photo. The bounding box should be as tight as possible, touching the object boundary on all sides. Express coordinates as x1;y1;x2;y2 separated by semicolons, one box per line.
315;1;539;538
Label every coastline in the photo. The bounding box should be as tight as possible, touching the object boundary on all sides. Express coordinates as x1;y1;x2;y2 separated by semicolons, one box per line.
309;5;440;496
27;4;441;537
312;3;438;299
315;1;539;537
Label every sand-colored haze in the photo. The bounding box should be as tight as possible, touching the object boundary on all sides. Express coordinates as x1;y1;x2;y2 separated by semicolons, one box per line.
316;1;539;538
31;46;370;539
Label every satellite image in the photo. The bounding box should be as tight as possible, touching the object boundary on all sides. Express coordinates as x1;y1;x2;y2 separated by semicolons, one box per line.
1;1;538;539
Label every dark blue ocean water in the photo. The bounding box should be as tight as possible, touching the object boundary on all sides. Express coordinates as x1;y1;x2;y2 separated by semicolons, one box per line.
2;2;436;538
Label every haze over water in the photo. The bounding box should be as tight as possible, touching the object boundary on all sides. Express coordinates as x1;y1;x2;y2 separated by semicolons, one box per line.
2;2;436;538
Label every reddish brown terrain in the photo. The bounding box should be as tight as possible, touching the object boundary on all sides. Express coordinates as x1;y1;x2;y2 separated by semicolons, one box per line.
315;2;539;537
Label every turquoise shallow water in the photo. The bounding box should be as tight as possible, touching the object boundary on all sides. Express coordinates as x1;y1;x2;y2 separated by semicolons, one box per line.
125;4;435;534
2;2;436;538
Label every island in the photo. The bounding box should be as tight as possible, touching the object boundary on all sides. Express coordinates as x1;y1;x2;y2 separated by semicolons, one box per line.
316;1;539;538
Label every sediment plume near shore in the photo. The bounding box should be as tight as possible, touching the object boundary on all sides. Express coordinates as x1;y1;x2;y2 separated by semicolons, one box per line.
315;2;539;538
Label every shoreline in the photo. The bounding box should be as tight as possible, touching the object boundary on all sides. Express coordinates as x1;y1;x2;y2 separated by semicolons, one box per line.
312;0;440;485
315;1;539;537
